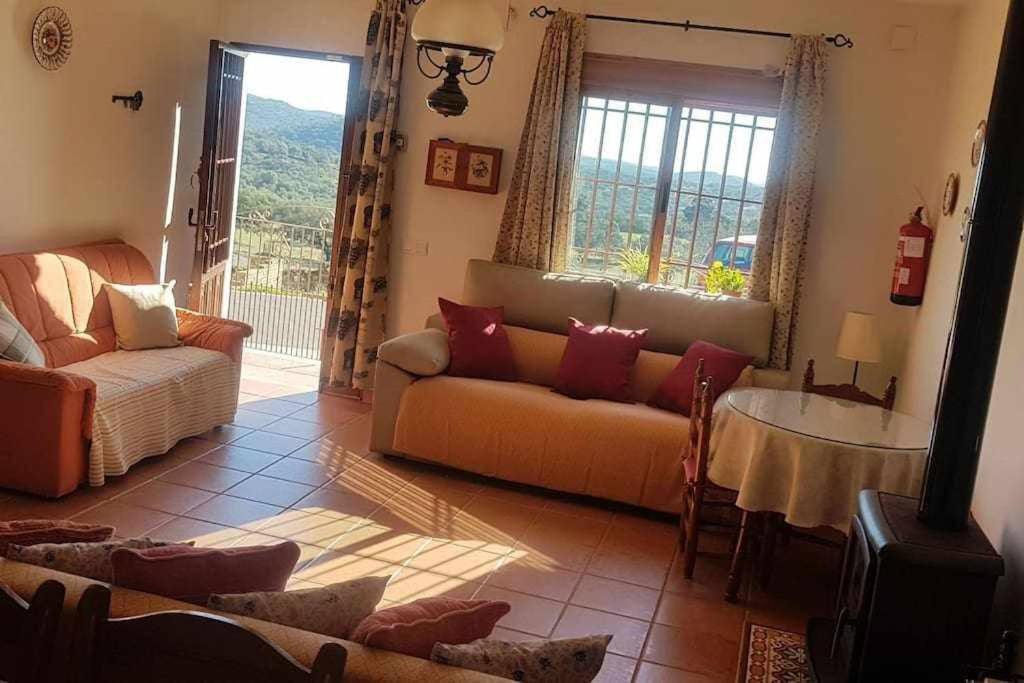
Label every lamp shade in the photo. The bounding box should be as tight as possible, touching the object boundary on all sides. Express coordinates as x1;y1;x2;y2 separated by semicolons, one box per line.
836;311;882;364
411;0;505;55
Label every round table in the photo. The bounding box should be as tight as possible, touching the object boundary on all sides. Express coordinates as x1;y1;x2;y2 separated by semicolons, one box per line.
709;388;932;532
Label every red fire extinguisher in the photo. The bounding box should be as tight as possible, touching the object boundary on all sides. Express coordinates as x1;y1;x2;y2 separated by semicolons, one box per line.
891;207;933;306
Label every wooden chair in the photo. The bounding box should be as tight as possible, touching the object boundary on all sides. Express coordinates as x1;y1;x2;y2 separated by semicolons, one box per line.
70;584;347;683
802;358;897;410
0;579;66;683
679;360;741;580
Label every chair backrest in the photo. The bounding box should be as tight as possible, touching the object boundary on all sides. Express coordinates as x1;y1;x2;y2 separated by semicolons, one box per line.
685;359;714;487
0;579;66;683
71;584;346;683
802;359;897;411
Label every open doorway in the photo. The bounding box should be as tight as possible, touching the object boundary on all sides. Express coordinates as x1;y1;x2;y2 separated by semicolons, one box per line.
190;42;359;390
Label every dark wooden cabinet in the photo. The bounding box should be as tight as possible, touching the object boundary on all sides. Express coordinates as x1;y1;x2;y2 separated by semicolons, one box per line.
809;491;1003;682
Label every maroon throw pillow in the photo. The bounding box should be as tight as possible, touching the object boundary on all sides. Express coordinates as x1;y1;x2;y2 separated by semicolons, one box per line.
110;541;300;605
0;519;114;555
439;298;517;381
555;318;648;403
649;340;753;416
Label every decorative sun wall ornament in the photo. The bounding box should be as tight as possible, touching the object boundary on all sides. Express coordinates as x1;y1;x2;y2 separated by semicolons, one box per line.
32;6;73;71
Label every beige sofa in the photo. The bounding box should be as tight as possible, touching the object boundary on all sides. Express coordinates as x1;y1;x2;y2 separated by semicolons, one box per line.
371;260;788;515
0;560;503;682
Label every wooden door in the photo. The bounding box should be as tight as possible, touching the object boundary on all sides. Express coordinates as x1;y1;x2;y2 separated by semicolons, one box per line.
189;41;246;315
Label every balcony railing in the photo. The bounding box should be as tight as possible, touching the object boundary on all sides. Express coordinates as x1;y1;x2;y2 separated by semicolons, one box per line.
227;210;334;361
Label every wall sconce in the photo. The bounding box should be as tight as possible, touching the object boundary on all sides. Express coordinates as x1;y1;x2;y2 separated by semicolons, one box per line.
410;0;505;117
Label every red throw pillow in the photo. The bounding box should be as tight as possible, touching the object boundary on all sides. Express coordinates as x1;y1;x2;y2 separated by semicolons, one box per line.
110;541;300;605
0;519;114;555
438;298;517;381
649;340;753;416
350;597;510;659
555;318;648;403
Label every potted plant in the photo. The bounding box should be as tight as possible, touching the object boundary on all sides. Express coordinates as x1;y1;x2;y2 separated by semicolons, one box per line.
704;261;746;297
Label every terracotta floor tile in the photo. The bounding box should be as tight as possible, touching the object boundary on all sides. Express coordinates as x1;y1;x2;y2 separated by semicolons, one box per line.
475;483;554;510
544;497;616;523
231;431;309;456
663;552;739;602
571;575;661;621
641;623;739;679
200;424;253;444
231;409;282;430
328;462;410;504
488;626;541;643
148;517;248;547
239;397;305;418
453;497;539;543
289;398;368;427
261;417;335;441
382;569;480;604
513;536;596;573
552;605;650;658
73;502;175;538
406;540;505;581
117;481;215;516
319;417;373;457
368;488;472;538
287;440;364;470
232;532;324;564
587;545;670;589
474;585;565;638
655;593;745;635
277;390;321;406
261;457;339;487
328;525;429;563
292;487;380;522
485;558;581;602
523;510;610;548
185;495;284;530
159;462;251;493
199;446;283;473
634;661;716;682
595;653;639;683
226;475;316;508
294;551;399;586
256;510;358;548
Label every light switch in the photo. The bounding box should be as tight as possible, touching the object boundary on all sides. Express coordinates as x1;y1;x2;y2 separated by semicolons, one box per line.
402;240;429;255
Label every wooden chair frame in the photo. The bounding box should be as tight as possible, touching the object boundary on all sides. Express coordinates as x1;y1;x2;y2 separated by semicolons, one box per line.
70;584;346;683
0;579;66;683
802;359;897;410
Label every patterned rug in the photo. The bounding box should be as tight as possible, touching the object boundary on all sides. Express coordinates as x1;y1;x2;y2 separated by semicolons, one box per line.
738;623;811;682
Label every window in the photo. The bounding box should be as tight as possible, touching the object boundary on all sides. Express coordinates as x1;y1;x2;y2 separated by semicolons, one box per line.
568;55;780;290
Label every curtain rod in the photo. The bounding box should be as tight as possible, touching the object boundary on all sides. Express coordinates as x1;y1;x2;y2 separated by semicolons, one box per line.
528;5;855;48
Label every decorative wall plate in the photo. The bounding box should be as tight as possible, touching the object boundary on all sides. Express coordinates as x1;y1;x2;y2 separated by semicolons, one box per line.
32;7;73;71
971;120;987;168
942;172;960;216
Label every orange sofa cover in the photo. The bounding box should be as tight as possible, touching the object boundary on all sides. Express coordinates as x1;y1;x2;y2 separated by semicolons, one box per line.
0;241;251;498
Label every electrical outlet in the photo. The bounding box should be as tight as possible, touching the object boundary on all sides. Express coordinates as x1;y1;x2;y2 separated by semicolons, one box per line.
402;240;429;256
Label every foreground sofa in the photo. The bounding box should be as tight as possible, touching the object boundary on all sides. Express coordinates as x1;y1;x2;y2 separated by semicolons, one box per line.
0;241;251;498
372;259;788;514
0;560;501;682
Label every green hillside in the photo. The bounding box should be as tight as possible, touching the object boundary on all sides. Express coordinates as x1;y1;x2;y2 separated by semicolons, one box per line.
237;95;345;229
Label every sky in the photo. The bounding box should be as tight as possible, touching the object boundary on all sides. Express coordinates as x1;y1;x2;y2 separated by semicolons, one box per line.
245;53;350;114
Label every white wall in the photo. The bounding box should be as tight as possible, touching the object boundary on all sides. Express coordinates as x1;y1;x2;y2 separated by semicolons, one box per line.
898;0;1024;648
218;0;961;396
0;0;217;300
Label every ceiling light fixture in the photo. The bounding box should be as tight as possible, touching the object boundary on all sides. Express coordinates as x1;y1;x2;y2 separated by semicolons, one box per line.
410;0;505;117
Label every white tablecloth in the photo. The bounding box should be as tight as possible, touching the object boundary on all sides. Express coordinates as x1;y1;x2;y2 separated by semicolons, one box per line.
708;392;928;532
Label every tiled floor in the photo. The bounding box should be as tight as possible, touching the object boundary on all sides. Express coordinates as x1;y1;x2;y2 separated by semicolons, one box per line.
0;352;835;682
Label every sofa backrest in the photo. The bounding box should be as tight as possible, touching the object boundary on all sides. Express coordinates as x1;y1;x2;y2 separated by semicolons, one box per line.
461;259;774;366
0;241;155;368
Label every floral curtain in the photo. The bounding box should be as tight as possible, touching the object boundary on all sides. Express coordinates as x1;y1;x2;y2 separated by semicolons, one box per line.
492;11;586;271
320;0;407;392
748;35;828;370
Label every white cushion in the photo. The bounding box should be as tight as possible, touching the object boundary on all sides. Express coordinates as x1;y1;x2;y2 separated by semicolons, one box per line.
0;301;44;366
105;281;180;351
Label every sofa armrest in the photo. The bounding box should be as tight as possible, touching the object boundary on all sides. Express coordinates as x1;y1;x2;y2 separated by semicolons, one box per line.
378;329;449;377
176;309;254;363
0;361;96;436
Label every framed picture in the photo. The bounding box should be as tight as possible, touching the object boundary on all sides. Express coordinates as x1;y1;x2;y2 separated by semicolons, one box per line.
425;139;502;194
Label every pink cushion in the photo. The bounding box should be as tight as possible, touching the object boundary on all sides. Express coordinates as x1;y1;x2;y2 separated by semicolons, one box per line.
0;519;114;555
650;340;753;416
350;597;511;659
439;298;517;381
110;541;300;605
555;318;647;403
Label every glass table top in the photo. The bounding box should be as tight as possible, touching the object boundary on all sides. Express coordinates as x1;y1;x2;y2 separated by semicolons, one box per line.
725;389;933;451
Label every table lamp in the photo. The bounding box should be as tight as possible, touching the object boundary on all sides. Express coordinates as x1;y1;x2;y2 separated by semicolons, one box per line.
836;311;882;385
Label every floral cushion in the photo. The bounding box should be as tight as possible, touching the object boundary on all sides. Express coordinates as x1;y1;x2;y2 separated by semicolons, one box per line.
431;635;612;682
208;575;390;639
6;538;186;582
0;519;114;555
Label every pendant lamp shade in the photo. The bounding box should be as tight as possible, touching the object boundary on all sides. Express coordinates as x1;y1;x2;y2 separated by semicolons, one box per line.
412;0;505;56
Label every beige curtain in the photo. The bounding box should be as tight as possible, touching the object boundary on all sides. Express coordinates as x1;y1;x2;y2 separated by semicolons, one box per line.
321;0;407;392
748;35;828;370
493;11;586;271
